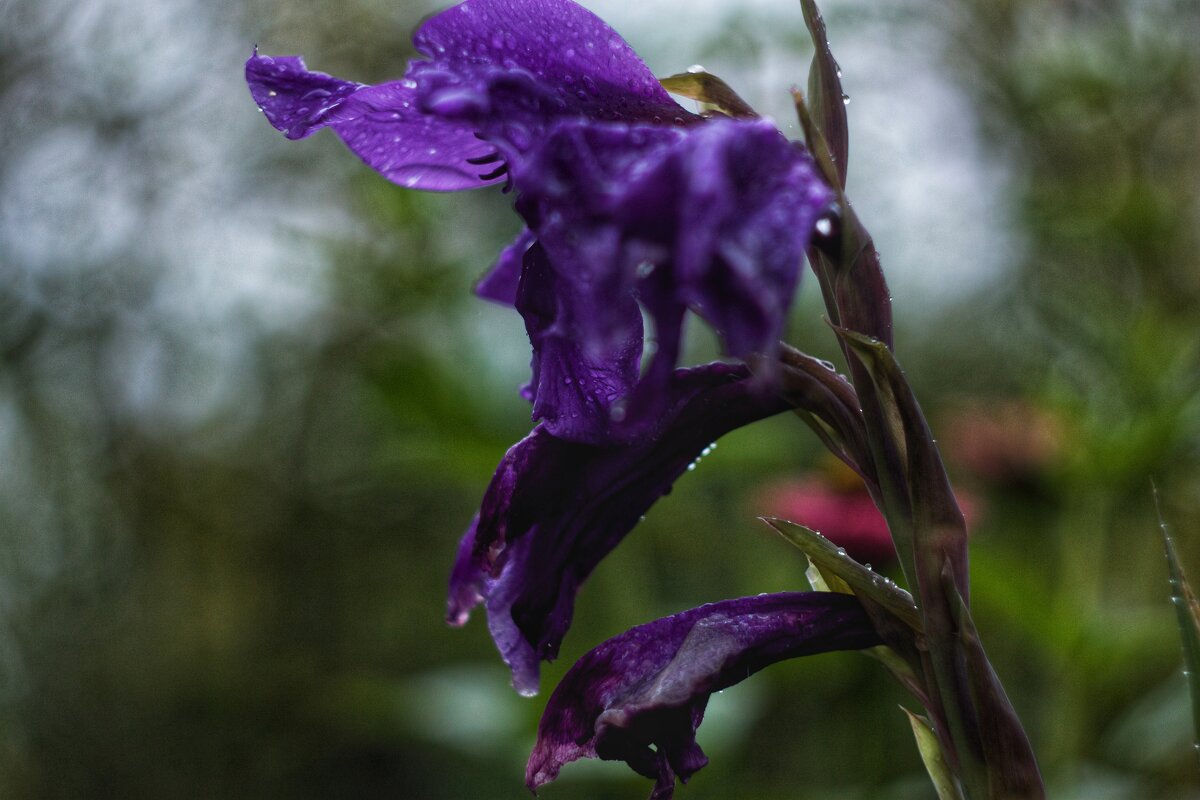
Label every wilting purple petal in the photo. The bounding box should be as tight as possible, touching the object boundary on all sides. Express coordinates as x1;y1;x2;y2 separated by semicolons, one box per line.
447;362;791;695
526;592;882;798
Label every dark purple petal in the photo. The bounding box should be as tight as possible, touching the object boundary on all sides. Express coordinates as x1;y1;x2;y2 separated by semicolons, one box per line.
446;362;791;695
526;592;882;797
246;52;503;190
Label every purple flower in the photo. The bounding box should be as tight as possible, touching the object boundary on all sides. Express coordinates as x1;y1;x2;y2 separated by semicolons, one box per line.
246;0;833;444
447;362;791;695
527;592;882;799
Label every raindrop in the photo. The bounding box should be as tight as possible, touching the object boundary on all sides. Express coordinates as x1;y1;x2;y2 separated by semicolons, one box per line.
267;90;278;97
815;217;833;237
841;94;850;106
836;547;846;556
687;64;706;74
636;261;656;278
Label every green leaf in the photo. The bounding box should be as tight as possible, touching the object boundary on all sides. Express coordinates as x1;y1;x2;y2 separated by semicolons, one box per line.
799;537;927;703
659;70;757;118
1160;503;1200;761
832;326;970;606
902;707;965;800
763;517;921;632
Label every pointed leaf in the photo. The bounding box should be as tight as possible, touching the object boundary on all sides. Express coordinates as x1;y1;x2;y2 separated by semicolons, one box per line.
660;70;758;118
778;344;874;487
799;0;848;186
807;557;928;703
834;326;969;604
791;89;842;191
943;564;1046;798
764;517;921;632
1160;507;1200;759
902;708;966;800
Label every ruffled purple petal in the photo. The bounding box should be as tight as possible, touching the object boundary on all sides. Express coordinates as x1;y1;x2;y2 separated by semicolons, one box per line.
516;241;644;442
446;362;791;695
510;117;832;441
526;592;882;798
246;52;503;190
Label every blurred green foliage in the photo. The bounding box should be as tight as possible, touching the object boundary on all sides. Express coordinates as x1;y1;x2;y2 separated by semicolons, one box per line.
1;0;1198;798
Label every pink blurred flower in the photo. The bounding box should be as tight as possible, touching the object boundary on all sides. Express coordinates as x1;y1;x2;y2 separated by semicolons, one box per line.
942;401;1063;484
759;464;980;567
760;477;897;565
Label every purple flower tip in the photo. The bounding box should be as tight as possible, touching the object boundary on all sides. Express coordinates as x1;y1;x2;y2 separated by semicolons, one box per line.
526;592;882;798
447;362;792;695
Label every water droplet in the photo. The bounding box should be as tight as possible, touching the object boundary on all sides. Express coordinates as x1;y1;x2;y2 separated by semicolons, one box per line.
267;90;278;97
841;94;850;106
815;217;833;237
636;261;656;278
836;547;846;556
687;64;706;74
687;462;697;472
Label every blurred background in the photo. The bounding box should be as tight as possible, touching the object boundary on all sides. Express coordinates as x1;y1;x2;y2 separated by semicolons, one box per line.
1;0;1198;797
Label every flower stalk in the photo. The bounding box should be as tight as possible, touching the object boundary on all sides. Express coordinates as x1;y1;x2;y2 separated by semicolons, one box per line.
793;2;1044;796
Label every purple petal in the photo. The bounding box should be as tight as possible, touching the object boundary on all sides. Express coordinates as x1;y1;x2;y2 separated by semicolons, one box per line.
527;592;882;797
475;228;534;305
246;52;503;191
448;362;791;695
412;0;692;125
